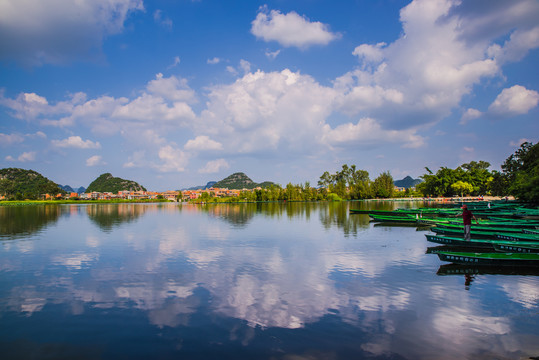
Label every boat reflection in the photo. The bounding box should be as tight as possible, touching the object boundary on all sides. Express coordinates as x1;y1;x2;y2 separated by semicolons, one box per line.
437;263;539;276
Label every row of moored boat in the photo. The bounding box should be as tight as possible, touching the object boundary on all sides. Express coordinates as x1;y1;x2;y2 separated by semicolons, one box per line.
350;201;539;267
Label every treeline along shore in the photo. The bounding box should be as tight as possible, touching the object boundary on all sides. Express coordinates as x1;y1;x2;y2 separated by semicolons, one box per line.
1;142;538;204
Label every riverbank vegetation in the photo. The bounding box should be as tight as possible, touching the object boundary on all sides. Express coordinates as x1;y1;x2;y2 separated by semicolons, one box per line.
2;142;537;205
418;142;538;202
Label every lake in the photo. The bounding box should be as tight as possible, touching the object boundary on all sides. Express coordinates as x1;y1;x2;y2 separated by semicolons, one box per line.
1;201;538;359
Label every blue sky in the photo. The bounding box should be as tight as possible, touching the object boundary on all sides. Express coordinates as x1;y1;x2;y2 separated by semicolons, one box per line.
1;0;538;191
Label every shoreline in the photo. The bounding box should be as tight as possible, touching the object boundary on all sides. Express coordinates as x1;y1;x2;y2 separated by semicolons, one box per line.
0;196;516;206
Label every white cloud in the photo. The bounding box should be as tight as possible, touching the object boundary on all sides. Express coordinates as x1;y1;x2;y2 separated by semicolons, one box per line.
251;7;340;48
335;84;404;116
322;117;425;149
157;145;189;172
184;136;223;151
460;108;482;124
0;133;24;146
199;69;336;154
335;0;501;128
167;56;180;69
112;93;195;124
489;26;539;64
20;152;36;162
226;66;238;75
207;57;221;65
52;136;101;149
239;59;251;74
199;159;230;174
32;131;47;139
153;9;172;29
86;155;104;166
353;42;387;64
265;49;281;60
123;151;146;169
225;60;251;76
0;0;144;66
146;73;196;103
488;85;539;118
6;151;36;162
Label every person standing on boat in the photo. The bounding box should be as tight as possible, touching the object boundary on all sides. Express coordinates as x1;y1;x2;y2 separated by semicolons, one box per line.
458;205;478;241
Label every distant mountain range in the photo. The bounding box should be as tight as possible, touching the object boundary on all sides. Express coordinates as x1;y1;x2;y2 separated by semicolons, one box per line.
185;172;275;190
394;176;422;189
184;181;217;191
59;185;86;194
1;167;421;197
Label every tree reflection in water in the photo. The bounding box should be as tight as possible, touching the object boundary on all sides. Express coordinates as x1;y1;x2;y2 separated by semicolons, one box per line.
0;205;64;240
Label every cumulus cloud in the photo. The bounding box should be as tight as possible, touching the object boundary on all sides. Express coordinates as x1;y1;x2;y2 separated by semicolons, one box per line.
184;136;223;152
0;133;24;146
251;7;340;48
0;0;144;66
322;117;425;149
353;42;387;65
449;0;539;64
1;74;196;131
460;108;482;124
52;136;101;149
207;57;221;65
86;155;105;166
157;145;189;172
239;59;251;74
198;69;336;154
6;151;36;162
146;73;196;103
199;159;230;174
488;85;539;118
334;0;502;128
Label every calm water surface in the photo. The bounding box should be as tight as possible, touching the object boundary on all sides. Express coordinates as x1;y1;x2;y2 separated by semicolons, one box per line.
0;202;538;359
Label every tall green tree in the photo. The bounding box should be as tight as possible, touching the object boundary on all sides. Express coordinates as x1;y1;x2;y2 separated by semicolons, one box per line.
373;171;394;198
503;142;539;202
451;181;473;198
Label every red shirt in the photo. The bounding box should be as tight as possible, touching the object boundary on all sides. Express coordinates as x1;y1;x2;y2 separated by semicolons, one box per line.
462;209;473;225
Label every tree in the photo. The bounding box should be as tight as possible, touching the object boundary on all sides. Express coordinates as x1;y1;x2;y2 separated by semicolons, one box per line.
451;181;473;198
373;171;394;198
503;142;539;202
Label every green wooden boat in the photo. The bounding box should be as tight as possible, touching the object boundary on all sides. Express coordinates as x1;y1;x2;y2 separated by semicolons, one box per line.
496;232;539;242
436;251;539;267
492;242;539;253
435;223;530;233
369;214;418;223
425;234;539;250
450;220;539;228
425;234;495;248
431;227;499;239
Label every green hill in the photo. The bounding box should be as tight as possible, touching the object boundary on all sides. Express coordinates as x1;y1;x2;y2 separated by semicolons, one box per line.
213;172;275;189
86;173;146;193
0;168;64;199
